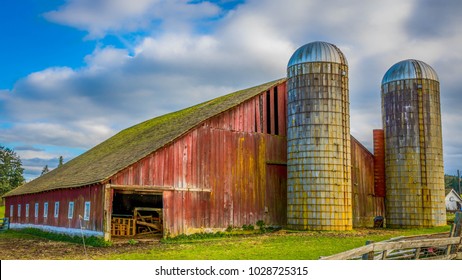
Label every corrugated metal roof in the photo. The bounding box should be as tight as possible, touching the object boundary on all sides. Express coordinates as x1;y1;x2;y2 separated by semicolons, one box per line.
287;41;348;67
382;59;439;84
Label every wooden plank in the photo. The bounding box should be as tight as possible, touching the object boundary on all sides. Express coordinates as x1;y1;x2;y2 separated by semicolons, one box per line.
103;184;112;241
268;90;274;135
422;254;458;260
372;237;461;251
320;244;375;260
321;237;461;260
362;241;374;260
109;184;210;192
278;83;286;136
136;220;162;232
262;92;267;134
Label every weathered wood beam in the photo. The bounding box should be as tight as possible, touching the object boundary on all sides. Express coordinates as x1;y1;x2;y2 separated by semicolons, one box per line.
103;184;112;241
320;236;462;260
136;220;161;232
372;237;461;251
108;184;211;192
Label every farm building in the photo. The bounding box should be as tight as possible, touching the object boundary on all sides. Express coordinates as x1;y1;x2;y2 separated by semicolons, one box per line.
2;41;445;239
445;189;462;212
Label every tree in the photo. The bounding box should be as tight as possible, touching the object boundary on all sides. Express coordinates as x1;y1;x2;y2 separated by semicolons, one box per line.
58;156;64;167
41;165;50;176
0;145;25;196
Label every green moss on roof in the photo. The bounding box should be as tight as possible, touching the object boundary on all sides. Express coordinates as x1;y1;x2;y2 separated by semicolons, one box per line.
4;78;286;197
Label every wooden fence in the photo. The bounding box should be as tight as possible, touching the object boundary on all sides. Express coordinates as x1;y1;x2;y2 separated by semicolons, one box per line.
0;218;9;232
321;212;461;260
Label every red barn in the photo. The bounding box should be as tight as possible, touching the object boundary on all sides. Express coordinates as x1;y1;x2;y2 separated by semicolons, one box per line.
2;78;384;239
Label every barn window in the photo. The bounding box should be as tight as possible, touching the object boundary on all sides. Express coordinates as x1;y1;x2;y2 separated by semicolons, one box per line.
25;204;29;218
54;202;60;218
84;201;91;221
10;205;13;218
68;202;74;219
43;202;48;218
17;204;21;217
34;203;39;218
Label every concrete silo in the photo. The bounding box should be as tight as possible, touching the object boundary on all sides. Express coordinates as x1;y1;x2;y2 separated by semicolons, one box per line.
286;41;352;230
381;59;446;228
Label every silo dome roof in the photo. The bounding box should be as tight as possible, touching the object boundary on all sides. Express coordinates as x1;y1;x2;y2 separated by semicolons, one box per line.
287;41;347;68
382;59;439;85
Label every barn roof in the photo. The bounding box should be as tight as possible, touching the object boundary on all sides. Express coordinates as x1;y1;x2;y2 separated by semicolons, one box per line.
446;189;462;201
4;78;286;197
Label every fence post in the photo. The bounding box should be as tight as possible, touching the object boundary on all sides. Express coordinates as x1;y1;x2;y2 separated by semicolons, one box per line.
454;212;461;237
362;240;374;260
451;211;462;254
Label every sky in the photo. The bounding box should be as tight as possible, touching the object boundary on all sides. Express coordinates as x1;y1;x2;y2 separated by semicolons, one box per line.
0;0;461;181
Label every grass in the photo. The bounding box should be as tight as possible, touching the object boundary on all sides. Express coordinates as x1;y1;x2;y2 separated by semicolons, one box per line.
0;210;454;260
0;228;111;247
0;229;44;240
447;213;456;224
103;226;450;260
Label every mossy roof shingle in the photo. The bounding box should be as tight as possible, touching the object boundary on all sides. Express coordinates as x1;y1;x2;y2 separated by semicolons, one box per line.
4;78;286;197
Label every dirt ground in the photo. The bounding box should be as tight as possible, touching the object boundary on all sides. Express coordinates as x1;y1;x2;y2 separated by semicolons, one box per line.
0;236;161;260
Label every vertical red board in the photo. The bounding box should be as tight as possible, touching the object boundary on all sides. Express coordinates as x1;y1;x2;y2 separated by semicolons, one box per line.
255;95;262;133
269;89;276;135
278;83;287;136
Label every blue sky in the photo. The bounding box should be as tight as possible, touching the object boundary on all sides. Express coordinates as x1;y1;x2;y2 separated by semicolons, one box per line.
1;0;462;180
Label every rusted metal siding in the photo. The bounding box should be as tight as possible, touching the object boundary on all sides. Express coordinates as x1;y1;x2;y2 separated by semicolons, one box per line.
111;85;287;236
4;184;104;232
373;129;386;197
287;42;352;231
351;136;385;227
382;61;446;228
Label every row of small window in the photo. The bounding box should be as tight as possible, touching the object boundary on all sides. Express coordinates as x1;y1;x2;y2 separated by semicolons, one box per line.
10;201;91;221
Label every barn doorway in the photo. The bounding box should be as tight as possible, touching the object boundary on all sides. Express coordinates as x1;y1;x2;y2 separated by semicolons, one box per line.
111;191;163;237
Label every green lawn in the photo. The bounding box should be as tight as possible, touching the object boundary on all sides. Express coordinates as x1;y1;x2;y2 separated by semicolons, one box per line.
103;226;450;260
0;209;454;260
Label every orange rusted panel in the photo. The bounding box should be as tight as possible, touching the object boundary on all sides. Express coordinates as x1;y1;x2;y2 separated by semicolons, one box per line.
373;129;386;197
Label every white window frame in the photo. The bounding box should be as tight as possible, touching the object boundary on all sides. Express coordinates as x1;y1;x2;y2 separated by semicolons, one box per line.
43;202;48;218
54;202;60;218
84;201;91;221
25;204;29;218
68;202;74;219
10;205;13;218
34;203;39;218
17;204;21;217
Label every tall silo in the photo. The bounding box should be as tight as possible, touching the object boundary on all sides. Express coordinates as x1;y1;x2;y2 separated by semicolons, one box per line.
286;41;352;230
381;59;446;228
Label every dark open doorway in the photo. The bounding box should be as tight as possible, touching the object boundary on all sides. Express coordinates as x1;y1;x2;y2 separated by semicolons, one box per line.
111;192;163;237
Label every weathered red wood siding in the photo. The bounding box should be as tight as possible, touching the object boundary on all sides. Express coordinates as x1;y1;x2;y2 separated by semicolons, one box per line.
111;84;287;236
4;184;104;233
351;137;385;227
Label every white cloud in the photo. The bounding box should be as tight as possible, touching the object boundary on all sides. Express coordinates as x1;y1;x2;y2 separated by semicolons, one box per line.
2;0;462;179
2;122;115;149
44;0;221;38
84;46;132;72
